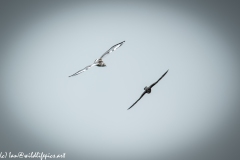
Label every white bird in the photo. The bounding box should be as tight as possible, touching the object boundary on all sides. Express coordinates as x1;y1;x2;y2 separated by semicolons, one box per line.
69;41;125;77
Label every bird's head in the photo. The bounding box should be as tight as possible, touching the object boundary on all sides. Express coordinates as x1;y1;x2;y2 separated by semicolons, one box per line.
144;86;148;90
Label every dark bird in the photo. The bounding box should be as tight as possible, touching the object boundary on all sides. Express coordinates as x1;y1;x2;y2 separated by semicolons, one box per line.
69;41;125;77
128;70;169;110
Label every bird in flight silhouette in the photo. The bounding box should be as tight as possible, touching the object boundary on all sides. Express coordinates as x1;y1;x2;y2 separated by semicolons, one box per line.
128;70;169;110
69;41;125;77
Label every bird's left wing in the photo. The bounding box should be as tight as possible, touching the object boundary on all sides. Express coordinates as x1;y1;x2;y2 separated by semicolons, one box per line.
149;70;169;88
99;41;125;59
69;63;98;77
128;91;146;110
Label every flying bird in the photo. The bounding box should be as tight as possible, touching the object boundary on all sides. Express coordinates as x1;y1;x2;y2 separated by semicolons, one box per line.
69;41;125;77
128;70;169;110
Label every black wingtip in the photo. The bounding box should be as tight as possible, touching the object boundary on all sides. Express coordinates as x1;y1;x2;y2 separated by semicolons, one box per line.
127;105;134;110
165;69;169;74
161;70;169;78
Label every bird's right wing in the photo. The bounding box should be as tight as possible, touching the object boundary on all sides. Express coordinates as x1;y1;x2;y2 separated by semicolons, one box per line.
69;63;98;77
127;91;146;110
149;70;169;88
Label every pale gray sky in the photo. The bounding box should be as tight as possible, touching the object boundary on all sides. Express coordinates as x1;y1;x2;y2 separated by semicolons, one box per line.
0;1;240;160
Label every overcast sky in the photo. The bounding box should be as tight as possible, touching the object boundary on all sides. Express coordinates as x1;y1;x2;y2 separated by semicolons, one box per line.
0;1;240;160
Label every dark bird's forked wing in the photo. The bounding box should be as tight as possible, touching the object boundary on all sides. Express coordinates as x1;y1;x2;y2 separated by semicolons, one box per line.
128;91;147;110
149;70;169;88
69;63;98;77
99;41;125;59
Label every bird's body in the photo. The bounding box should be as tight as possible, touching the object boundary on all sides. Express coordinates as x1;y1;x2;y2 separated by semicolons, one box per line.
144;86;151;93
128;70;169;110
69;41;125;77
94;59;106;67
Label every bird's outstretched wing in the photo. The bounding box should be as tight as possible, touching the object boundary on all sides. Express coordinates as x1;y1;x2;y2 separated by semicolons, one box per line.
99;41;125;59
128;91;147;110
149;70;169;88
69;63;98;77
